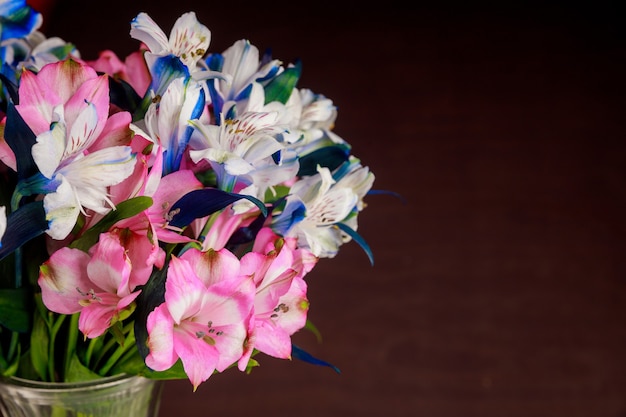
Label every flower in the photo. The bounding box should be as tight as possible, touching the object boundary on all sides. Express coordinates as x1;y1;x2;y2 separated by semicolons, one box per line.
0;1;376;389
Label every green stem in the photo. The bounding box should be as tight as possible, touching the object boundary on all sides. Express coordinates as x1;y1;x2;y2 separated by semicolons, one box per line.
196;211;220;245
6;331;19;365
48;314;67;381
85;337;99;367
98;327;136;376
13;248;22;288
63;313;79;380
93;321;134;370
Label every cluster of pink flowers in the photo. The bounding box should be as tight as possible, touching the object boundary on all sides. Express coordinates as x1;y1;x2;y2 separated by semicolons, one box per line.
0;3;374;389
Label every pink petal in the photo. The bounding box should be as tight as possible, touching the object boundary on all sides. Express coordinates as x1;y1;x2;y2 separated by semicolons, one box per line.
38;248;92;314
15;69;57;135
63;75;110;150
86;233;132;296
78;302;115;338
253;319;292;359
37;59;98;104
173;323;219;390
146;305;178;371
164;255;206;323
87;110;133;152
181;248;241;287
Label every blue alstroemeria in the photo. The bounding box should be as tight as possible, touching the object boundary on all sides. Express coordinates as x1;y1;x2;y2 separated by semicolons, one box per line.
0;0;41;42
143;75;205;175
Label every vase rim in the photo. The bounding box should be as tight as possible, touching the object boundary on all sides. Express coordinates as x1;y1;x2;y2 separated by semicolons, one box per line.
0;373;141;391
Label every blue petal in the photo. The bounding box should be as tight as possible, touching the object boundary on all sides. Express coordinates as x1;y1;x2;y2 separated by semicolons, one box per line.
149;55;189;98
271;198;306;235
0;2;42;42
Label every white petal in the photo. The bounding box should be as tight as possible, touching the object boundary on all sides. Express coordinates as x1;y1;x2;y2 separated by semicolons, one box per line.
66;100;99;157
32;122;65;179
0;206;6;242
44;176;80;240
130;12;170;54
169;12;211;68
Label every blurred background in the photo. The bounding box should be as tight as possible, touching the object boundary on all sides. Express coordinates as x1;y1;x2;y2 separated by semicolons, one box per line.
32;0;626;416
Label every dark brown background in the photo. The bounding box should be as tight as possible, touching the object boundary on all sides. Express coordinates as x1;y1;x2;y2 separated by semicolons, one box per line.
38;1;626;416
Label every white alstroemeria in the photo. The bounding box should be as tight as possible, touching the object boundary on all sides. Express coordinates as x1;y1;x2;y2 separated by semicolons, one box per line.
33;118;136;239
31;102;135;240
276;163;373;258
334;157;375;211
211;39;283;115
22;35;80;71
130;11;210;70
0;31;78;87
188;109;287;191
282;88;347;148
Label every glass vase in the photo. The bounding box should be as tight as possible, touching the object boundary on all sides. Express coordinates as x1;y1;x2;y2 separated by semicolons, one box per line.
0;373;163;417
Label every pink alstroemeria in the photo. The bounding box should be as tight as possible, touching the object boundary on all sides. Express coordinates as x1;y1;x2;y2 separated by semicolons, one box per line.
15;59;136;240
238;227;312;369
88;49;151;98
38;232;141;338
145;249;254;390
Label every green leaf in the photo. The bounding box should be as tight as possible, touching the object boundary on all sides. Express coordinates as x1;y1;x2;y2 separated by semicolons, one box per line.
244;357;260;375
70;196;153;252
264;61;302;104
297;145;350;177
168;189;267;228
64;353;102;382
112;350;187;380
304;319;323;343
133;267;167;361
4;102;38;180
0;201;47;262
30;311;50;381
291;344;340;374
0;288;30;332
1;344;21;377
335;222;374;266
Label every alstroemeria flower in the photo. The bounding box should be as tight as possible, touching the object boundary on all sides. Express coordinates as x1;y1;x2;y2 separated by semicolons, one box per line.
143;75;205;174
205;39;282;117
188;110;293;195
129;10;224;102
145;249;254;390
14;59;136;240
272;160;373;258
130;11;210;71
88;49;151;98
238;228;310;369
38;232;141;338
0;0;41;42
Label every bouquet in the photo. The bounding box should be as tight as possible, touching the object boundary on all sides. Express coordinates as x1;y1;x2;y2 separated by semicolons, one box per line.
0;1;376;390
